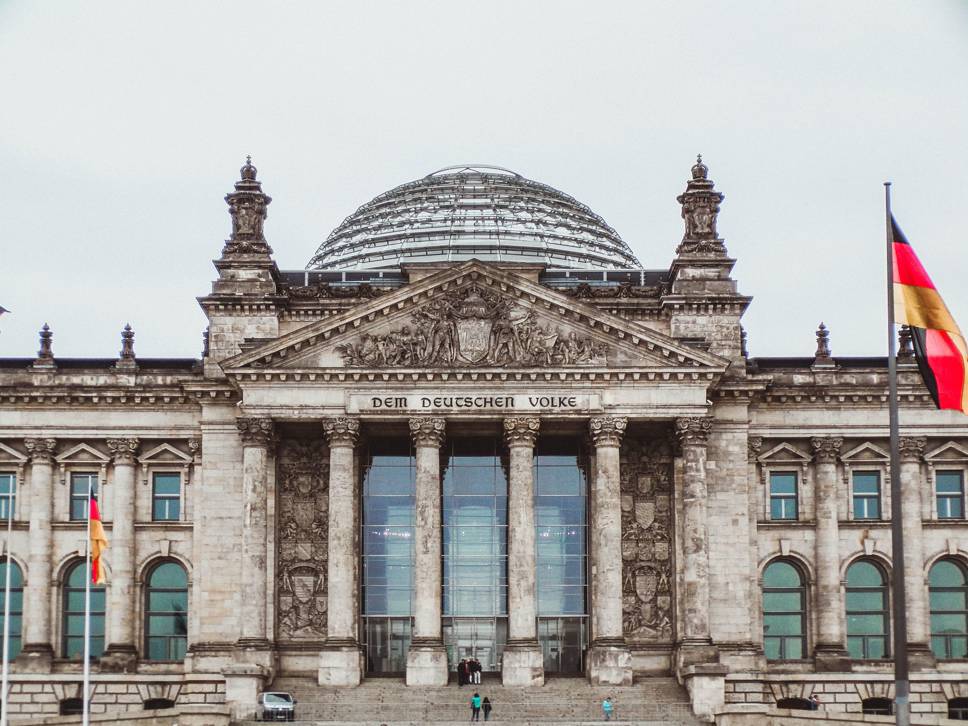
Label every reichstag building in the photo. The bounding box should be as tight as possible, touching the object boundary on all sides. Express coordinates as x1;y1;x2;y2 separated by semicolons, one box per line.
0;158;967;722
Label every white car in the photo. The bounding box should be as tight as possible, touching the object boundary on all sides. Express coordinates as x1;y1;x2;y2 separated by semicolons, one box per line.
257;691;297;722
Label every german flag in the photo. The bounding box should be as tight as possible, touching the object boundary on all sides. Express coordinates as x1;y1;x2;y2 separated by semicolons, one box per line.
90;495;108;585
892;216;968;413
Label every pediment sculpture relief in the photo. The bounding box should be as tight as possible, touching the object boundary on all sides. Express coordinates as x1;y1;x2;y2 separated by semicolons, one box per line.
335;284;608;368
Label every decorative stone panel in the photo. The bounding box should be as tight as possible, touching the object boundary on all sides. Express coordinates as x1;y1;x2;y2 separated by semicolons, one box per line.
620;435;674;643
276;438;329;640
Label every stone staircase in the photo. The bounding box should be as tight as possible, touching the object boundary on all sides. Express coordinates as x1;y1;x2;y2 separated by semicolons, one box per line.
235;675;706;725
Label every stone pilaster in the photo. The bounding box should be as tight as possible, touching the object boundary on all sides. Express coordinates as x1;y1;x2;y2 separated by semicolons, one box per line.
675;417;719;668
898;436;936;670
319;417;363;686
236;418;274;661
502;416;544;687
811;436;850;671
406;417;448;686
747;436;765;662
18;438;57;671
102;437;140;672
587;416;632;685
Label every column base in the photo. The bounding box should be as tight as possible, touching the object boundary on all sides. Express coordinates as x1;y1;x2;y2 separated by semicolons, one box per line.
100;644;138;673
586;639;632;686
223;663;270;722
907;641;937;671
406;640;449;686
675;638;720;671
501;640;544;687
681;663;728;722
813;643;851;672
318;641;363;687
15;643;53;673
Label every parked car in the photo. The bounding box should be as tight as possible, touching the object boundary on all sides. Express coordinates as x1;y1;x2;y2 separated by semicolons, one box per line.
257;691;297;722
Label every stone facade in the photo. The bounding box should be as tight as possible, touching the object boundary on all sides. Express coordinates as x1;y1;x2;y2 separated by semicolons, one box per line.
0;159;966;723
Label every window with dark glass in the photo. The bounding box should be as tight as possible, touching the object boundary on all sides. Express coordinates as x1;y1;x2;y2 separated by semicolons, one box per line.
762;560;806;660
776;698;811;710
0;473;15;521
60;698;83;715
145;561;188;661
949;697;968;720
929;559;968;659
152;472;181;521
63;560;105;659
769;472;798;520
852;471;881;520
0;558;23;660
144;698;176;710
862;698;893;715
845;560;889;659
70;473;98;521
937;471;965;519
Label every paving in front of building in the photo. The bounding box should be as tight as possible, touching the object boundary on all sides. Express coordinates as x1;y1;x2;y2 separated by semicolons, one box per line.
0;159;966;724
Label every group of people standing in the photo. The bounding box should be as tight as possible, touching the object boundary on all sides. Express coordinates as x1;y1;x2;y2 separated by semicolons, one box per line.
456;657;483;685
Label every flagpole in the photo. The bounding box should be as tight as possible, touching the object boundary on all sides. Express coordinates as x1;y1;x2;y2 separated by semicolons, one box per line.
885;181;911;726
0;480;14;726
82;480;92;726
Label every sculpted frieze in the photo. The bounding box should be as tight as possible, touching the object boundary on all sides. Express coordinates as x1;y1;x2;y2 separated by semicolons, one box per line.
335;284;608;368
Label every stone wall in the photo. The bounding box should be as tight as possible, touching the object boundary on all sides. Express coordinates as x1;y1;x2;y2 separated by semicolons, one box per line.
716;707;964;726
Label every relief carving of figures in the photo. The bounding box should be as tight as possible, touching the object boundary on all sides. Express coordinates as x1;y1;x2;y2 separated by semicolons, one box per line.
276;439;329;640
620;436;674;642
336;284;608;368
560;282;662;299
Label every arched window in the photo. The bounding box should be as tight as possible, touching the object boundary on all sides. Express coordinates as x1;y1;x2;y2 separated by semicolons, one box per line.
845;560;889;659
929;559;968;660
63;561;105;659
862;697;893;715
0;558;23;660
949;697;968;720
144;561;188;661
762;560;806;660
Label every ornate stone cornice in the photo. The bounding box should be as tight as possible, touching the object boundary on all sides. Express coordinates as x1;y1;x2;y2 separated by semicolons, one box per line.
237;417;276;448
589;416;628;447
504;416;540;447
409;417;446;448
24;437;57;464
747;435;763;460
106;437;140;465
811;436;843;463
323;416;360;446
675;416;712;446
899;436;927;462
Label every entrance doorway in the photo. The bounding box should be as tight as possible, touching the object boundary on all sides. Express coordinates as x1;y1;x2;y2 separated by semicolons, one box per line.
443;617;508;672
538;616;587;673
362;617;412;674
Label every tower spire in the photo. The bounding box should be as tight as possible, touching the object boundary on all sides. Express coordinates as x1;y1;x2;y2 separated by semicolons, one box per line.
676;154;726;256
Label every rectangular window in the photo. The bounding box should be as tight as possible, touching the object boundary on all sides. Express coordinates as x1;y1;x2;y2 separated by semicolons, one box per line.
152;473;181;521
852;471;881;520
769;471;798;520
0;473;15;521
936;471;965;520
69;473;98;521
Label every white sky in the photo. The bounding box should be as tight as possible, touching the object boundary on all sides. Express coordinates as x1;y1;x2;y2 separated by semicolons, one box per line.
1;1;967;359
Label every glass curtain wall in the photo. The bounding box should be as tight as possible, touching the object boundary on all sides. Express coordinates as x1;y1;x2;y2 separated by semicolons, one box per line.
534;437;588;673
442;436;508;671
361;438;416;674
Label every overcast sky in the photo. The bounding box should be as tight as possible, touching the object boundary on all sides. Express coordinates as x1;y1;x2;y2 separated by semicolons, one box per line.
2;1;967;359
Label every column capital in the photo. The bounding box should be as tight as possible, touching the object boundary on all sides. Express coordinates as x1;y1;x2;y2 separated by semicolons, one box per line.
675;416;712;446
504;416;540;447
810;436;843;463
237;417;276;448
589;416;628;447
899;436;927;462
747;435;763;460
24;438;57;464
106;437;140;465
323;416;360;447
409;417;445;448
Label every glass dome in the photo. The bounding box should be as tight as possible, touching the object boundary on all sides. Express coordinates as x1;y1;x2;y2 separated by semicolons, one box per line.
307;165;641;270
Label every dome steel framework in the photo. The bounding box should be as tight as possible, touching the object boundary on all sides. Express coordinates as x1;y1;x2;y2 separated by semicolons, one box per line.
307;165;641;270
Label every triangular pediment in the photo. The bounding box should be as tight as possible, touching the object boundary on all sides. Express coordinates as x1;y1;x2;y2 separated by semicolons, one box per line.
758;442;811;464
138;443;193;465
842;442;890;462
925;441;968;462
223;261;728;375
56;443;110;464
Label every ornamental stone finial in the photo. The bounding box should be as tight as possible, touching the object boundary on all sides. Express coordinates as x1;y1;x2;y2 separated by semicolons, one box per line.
748;435;763;460
811;436;843;462
222;157;273;257
36;323;53;360
898;436;927;462
237;417;276;447
504;416;540;447
898;325;915;359
409;417;446;448
119;324;135;360
589;416;628;447
106;437;140;464
814;322;831;360
676;154;725;256
24;437;57;464
675;416;713;445
323;416;360;446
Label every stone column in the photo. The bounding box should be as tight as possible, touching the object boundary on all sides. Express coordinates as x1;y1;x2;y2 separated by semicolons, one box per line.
811;436;850;670
587;416;632;685
236;418;274;657
502;416;544;687
319;416;363;686
406;416;448;686
18;438;56;671
898;436;935;669
102;437;140;671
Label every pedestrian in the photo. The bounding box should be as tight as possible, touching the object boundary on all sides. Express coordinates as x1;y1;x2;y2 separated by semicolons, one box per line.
472;657;482;684
809;694;821;710
482;697;492;722
602;697;614;721
458;659;467;687
471;692;482;722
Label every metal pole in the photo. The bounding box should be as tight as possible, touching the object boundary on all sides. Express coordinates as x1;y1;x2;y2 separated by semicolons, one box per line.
885;181;910;726
82;480;92;726
0;482;14;726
